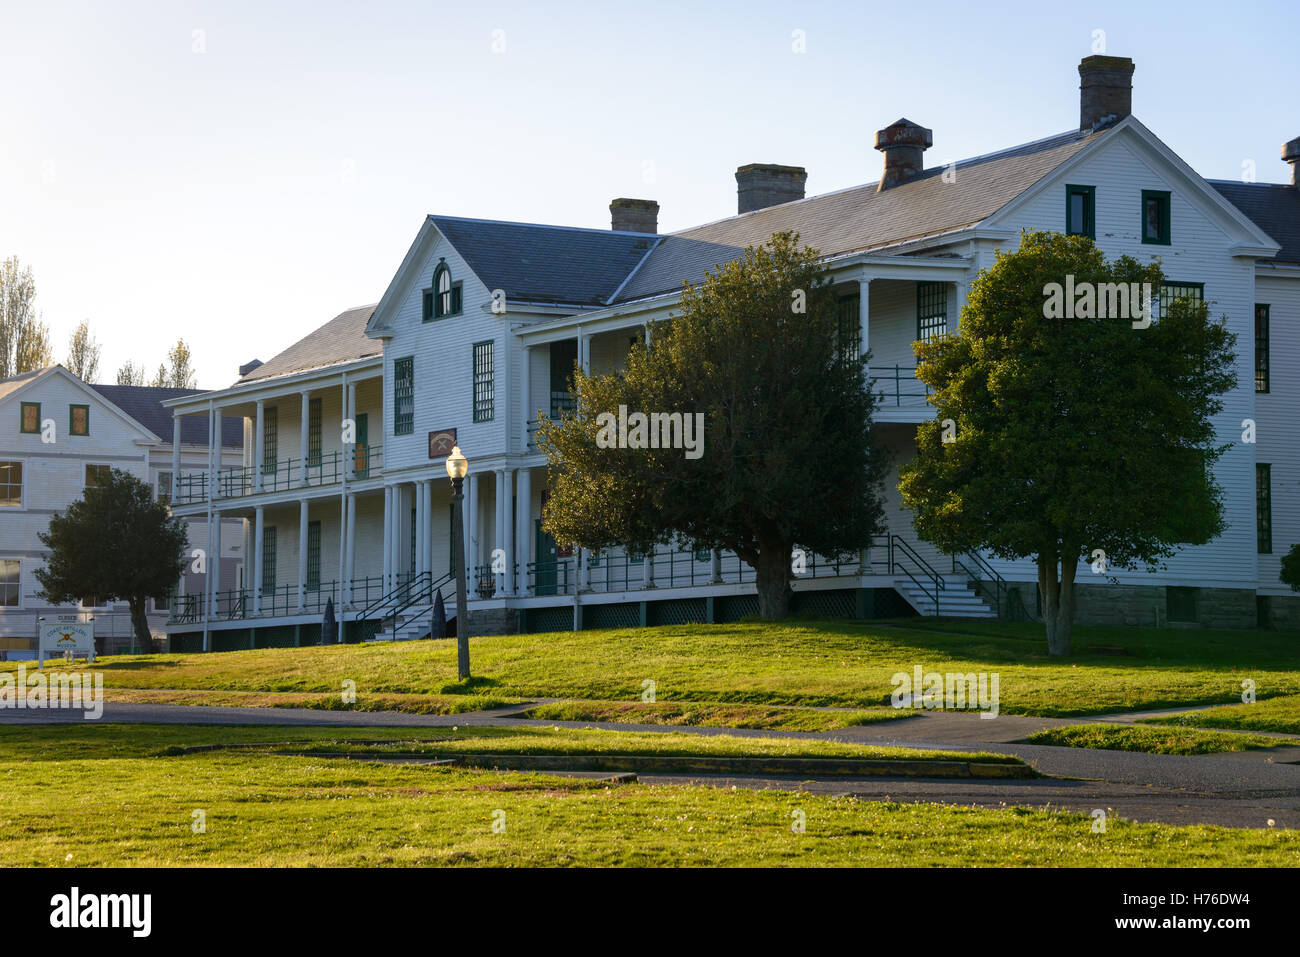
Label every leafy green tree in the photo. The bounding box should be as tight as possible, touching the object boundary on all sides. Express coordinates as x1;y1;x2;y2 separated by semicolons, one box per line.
36;468;188;650
538;232;888;619
66;320;101;382
116;360;146;386
0;256;54;376
1280;544;1300;592
899;230;1236;656
150;340;197;388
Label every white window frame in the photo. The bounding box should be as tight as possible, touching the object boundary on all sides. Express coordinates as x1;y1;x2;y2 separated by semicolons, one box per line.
0;457;26;510
0;557;22;610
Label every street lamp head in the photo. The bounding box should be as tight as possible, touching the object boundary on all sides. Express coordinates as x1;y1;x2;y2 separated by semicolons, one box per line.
445;445;469;481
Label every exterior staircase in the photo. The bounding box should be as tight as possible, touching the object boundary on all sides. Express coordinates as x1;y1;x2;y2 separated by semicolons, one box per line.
896;575;997;618
371;602;456;641
359;570;455;642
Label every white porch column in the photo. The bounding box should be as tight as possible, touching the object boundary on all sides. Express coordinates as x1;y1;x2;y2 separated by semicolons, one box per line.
346;380;358;475
255;399;265;492
465;473;478;587
503;469;515;596
209;404;221;499
858;278;871;360
953;280;968;333
578;328;590;373
299;390;310;486
643;547;655;588
345;492;357;604
419;481;430;578
210;513;222;614
253;506;264;616
423;481;434;576
520;345;532;450
710;548;723;584
297;500;308;610
382;486;392;591
515;467;531;595
494;470;507;596
170;415;181;501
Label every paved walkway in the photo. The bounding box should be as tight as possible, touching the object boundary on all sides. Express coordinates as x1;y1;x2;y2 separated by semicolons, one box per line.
4;699;1298;830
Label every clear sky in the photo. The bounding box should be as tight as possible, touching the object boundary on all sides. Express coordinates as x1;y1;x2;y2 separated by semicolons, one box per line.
2;0;1293;389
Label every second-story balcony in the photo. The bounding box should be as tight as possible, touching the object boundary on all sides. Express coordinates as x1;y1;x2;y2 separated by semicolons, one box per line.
174;444;384;505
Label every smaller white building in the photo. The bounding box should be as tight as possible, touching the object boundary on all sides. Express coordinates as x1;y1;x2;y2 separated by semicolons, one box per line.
0;366;244;654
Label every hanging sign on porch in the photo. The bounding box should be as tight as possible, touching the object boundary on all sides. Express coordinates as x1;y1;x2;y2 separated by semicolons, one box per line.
428;428;457;459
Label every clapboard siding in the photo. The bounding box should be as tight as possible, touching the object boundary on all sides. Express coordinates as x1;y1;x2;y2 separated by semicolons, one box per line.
1254;273;1300;595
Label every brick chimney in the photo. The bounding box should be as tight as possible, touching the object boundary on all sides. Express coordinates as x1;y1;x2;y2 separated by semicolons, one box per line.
874;118;932;191
610;198;659;233
1078;55;1134;131
1283;137;1300;186
735;164;807;213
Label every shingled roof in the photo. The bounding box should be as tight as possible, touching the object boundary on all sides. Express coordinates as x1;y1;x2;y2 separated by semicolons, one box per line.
429;216;658;306
240;304;380;383
91;384;243;447
1209;181;1300;265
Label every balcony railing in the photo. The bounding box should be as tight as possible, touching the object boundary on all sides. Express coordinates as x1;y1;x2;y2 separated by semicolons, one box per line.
869;364;933;407
173;444;383;504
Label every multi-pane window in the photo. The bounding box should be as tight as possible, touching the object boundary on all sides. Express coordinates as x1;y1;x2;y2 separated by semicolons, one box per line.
1065;184;1096;239
262;526;277;590
1141;189;1171;244
0;461;21;507
307;398;322;466
69;404;89;436
837;294;862;362
1257;464;1272;555
473;341;495;423
0;559;18;607
20;402;39;434
916;282;948;343
307;520;321;590
1156;282;1203;319
1255;304;1270;394
432;261;463;319
84;464;110;487
157;471;173;506
393;357;414;435
263;407;278;474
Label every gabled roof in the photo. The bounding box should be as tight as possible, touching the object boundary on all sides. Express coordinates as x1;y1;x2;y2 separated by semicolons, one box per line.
90;384;243;447
1209;181;1300;264
670;128;1103;261
429;216;659;306
0;367;44;402
240;304;380;383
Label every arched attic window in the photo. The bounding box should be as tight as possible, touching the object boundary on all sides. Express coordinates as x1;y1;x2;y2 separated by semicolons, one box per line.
424;259;463;320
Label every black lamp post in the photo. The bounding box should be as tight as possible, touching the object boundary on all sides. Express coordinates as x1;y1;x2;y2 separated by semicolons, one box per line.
446;445;471;679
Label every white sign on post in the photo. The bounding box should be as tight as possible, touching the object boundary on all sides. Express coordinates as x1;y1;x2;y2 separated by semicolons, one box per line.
38;620;95;668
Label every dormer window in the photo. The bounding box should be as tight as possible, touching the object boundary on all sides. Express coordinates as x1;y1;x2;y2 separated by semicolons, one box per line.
425;259;463;320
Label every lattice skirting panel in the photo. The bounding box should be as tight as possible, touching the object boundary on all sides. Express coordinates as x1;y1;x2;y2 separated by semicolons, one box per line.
587;602;641;629
649;598;708;626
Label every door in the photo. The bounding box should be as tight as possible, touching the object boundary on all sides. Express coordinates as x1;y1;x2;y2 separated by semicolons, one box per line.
535;520;559;595
353;413;369;477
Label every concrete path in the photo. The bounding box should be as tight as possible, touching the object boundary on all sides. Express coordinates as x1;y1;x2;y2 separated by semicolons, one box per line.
4;700;1298;830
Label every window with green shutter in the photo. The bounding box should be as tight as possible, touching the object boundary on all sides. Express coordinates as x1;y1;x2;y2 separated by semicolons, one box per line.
1257;464;1272;555
263;407;278;474
432;260;463;319
69;404;89;436
1255;304;1270;394
262;527;277;590
394;357;414;434
307;520;321;590
916;282;948;343
307;398;322;466
473;341;494;422
1065;185;1096;239
1141;190;1171;245
20;402;40;434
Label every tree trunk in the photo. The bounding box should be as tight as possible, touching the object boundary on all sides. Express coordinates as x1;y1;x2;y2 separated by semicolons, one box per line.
128;598;152;653
755;542;792;620
1038;549;1076;656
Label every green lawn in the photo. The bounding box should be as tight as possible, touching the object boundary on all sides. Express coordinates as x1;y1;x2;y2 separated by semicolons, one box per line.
3;725;1295;867
1144;695;1300;736
520;700;902;731
1024;723;1293;755
10;619;1298;718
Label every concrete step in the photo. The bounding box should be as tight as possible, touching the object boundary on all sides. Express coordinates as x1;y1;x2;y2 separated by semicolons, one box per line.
897;582;997;618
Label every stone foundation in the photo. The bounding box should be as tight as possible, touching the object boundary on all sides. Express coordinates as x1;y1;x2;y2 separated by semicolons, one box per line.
467;608;519;637
1004;581;1264;630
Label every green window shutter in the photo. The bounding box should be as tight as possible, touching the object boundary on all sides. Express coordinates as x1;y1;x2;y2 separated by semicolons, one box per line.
1255;304;1270;393
263;527;278;590
20;402;40;434
916;282;948;343
422;289;434;321
1141;189;1171;245
308;398;322;465
69;404;90;436
393;357;414;434
307;521;321;589
473;341;495;423
1065;185;1095;239
263;407;278;473
1257;463;1272;555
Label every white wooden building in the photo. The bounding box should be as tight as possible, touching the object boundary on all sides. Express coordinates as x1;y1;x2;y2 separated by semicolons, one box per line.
162;55;1300;647
0;366;244;654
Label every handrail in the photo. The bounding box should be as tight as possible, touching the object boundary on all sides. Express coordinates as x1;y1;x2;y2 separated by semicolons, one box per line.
868;364;934;407
952;550;1008;619
357;571;429;623
888;534;945;615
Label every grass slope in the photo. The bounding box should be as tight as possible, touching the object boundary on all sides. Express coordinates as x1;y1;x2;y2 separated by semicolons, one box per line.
1144;695;1300;736
1024;724;1292;755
